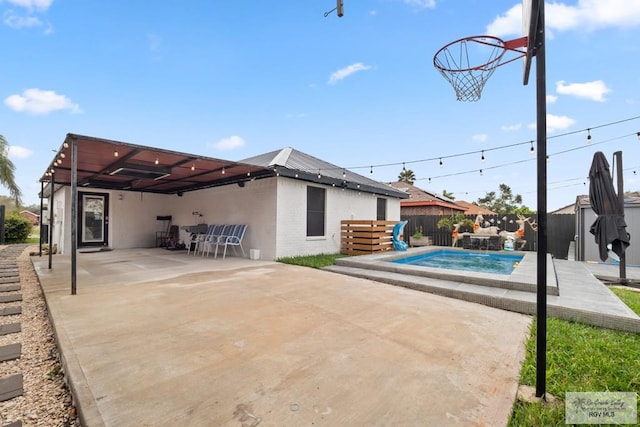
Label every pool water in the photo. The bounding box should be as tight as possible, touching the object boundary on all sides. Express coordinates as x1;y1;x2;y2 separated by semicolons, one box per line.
392;250;524;275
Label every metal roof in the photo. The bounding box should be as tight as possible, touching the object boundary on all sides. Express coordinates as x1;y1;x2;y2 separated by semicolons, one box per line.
242;147;408;199
41;135;408;199
41;134;275;195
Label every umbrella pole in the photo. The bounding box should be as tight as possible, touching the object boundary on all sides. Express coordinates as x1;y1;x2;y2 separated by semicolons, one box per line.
614;151;628;284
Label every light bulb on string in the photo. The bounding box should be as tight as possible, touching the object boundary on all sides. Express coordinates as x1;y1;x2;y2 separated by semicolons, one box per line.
481;150;485;162
369;166;373;176
191;164;195;171
587;129;592;144
402;162;406;172
479;169;483;176
439;158;443;168
113;149;119;157
529;141;534;155
342;169;346;179
221;167;225;175
155;157;159;165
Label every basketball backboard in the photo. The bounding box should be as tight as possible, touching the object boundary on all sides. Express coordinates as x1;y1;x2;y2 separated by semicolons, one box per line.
522;0;540;85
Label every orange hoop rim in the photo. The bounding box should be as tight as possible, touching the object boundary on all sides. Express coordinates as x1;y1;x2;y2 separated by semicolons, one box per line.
433;35;528;73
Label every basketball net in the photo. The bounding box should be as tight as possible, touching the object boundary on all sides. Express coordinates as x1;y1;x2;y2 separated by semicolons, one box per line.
433;36;527;102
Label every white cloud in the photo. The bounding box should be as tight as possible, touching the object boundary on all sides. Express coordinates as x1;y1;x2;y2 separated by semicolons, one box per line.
8;145;32;159
4;88;81;114
501;123;522;131
529;113;576;133
403;0;436;9
328;62;372;85
3;12;41;29
556;80;611;102
487;0;640;37
212;135;245;151
547;95;558;104
4;0;52;12
472;134;488;142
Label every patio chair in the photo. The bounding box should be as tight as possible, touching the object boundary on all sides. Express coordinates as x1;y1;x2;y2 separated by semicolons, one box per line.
188;224;215;255
202;224;233;257
214;224;247;259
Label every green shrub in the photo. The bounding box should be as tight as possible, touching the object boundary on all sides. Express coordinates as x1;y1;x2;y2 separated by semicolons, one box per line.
4;213;32;243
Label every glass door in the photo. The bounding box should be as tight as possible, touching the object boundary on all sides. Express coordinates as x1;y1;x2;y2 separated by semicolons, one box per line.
79;192;109;247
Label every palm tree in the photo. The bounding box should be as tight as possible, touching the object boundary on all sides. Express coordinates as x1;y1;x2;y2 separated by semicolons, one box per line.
0;135;23;206
398;168;416;184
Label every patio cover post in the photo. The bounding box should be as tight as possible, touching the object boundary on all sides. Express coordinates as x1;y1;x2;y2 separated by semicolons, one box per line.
39;181;44;257
48;171;54;270
71;136;78;295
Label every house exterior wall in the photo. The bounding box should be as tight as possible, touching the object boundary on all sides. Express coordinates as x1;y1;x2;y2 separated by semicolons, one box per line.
48;176;401;260
274;178;401;258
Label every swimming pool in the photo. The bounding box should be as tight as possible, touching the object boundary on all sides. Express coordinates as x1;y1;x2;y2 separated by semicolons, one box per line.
392;250;524;275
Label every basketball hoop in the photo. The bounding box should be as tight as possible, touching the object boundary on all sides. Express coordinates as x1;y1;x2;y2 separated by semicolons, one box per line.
433;35;528;102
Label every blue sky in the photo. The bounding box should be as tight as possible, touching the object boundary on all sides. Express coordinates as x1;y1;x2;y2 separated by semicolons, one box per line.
1;0;639;210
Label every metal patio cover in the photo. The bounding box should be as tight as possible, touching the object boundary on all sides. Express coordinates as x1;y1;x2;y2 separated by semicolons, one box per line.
40;134;274;195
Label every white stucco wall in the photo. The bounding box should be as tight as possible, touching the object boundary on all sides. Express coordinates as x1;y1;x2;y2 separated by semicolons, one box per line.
48;177;401;260
273;178;401;259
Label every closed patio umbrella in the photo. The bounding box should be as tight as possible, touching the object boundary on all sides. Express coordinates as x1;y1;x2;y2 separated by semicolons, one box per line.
588;151;630;262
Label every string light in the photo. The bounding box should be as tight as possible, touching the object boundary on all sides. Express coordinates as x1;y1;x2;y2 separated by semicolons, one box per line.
402;162;406;172
342;169;346;179
221;167;225;174
481;150;485;162
479;169;483;176
60;153;66;158
439;158;443;168
530;141;534;155
63;142;69;148
317;170;321;179
247;171;251;176
369;166;373;175
637;132;640;140
113;149;119;157
155;157;159;165
191;164;195;171
586;129;592;144
428;177;431;183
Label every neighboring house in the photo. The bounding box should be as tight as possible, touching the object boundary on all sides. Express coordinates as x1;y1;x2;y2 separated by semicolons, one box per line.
388;182;465;216
575;192;640;265
454;200;497;216
40;135;408;260
550;203;575;215
20;210;40;225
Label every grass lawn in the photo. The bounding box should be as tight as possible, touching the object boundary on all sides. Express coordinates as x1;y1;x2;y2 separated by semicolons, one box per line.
279;254;640;427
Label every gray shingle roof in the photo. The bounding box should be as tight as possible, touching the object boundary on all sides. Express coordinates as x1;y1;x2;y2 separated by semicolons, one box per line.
242;147;408;199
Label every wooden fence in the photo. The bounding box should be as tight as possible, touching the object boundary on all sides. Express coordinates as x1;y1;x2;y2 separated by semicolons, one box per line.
340;220;398;255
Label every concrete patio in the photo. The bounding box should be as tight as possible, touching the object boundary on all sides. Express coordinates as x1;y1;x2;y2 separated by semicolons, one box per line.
33;248;532;427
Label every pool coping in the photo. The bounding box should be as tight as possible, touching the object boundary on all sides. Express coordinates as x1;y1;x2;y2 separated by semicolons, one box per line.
335;246;558;296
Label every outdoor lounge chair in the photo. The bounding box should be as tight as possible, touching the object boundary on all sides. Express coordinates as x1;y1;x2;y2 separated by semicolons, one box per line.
202;224;233;257
188;224;216;255
214;224;247;259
